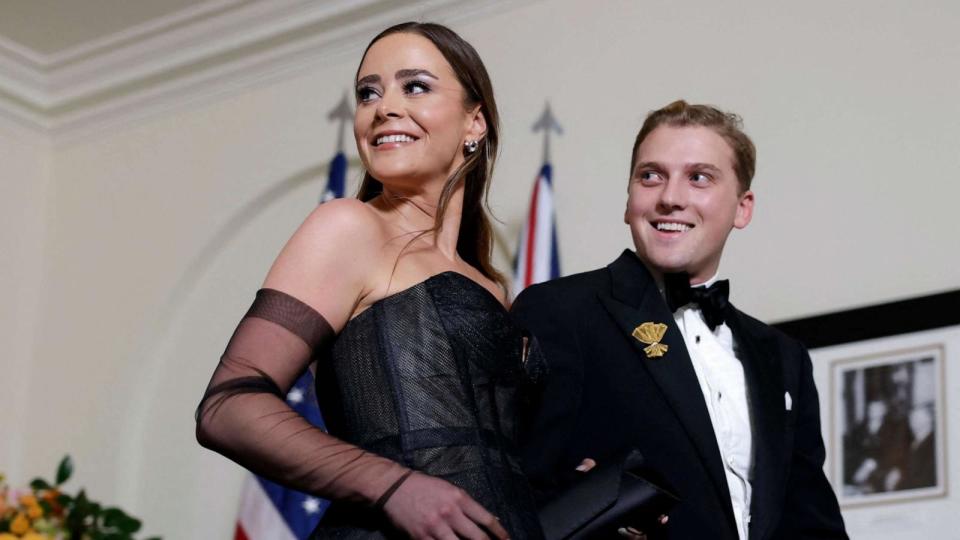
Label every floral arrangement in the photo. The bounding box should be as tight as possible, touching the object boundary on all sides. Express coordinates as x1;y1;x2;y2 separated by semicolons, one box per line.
0;456;158;540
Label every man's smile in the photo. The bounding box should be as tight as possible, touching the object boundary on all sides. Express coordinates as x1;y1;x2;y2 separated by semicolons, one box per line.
652;220;694;234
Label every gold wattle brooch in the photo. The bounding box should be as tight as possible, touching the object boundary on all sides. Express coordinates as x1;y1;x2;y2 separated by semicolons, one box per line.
632;322;669;358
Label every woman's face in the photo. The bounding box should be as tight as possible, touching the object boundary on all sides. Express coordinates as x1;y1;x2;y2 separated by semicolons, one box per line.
354;32;484;191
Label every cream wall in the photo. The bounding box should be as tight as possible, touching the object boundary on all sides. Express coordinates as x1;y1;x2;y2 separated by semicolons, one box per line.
4;0;960;538
0;119;49;485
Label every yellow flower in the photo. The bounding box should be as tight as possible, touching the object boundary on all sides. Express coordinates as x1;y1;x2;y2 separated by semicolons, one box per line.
10;512;30;534
22;533;50;540
0;533;18;540
26;503;43;519
18;494;38;507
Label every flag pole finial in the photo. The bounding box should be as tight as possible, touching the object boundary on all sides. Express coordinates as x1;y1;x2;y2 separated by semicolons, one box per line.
532;101;563;164
328;91;354;153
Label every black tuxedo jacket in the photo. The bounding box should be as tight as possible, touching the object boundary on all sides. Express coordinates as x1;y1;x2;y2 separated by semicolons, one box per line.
512;251;847;540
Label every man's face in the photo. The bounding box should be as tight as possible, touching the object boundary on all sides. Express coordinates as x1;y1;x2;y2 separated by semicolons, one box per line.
866;400;887;433
908;407;933;440
625;125;754;283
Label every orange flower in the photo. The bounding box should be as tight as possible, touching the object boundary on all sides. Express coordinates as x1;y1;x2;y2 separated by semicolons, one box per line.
0;533;19;540
9;512;30;534
18;494;38;508
26;503;43;519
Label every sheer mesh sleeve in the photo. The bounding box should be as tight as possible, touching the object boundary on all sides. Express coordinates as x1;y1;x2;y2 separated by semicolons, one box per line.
196;288;409;504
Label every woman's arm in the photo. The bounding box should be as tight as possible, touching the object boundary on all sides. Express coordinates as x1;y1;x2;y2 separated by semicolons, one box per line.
196;199;404;502
196;199;507;539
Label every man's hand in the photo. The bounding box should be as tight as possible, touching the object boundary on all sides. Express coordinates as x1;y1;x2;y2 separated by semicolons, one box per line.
618;525;648;539
852;458;878;485
884;468;902;491
574;458;669;539
382;472;509;539
575;458;597;472
616;516;669;539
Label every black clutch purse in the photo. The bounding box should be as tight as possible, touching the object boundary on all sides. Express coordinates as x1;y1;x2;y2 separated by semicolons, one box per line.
538;449;679;540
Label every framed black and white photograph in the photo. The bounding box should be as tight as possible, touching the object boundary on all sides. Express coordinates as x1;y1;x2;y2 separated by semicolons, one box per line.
830;345;946;506
774;289;958;517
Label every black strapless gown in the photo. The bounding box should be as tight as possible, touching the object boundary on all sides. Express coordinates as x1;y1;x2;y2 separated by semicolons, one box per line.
311;272;544;539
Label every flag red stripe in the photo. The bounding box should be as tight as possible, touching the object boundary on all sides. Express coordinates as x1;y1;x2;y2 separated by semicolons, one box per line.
234;523;250;540
523;177;541;287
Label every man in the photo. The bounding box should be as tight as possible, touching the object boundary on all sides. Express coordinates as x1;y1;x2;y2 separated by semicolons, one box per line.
513;101;847;539
845;399;905;493
897;404;936;490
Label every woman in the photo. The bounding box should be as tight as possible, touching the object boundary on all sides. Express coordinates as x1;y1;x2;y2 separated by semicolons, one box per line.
196;22;543;539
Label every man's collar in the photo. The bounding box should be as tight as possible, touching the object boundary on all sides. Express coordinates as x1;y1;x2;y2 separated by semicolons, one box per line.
694;272;721;289
610;249;724;305
606;250;657;308
651;266;721;299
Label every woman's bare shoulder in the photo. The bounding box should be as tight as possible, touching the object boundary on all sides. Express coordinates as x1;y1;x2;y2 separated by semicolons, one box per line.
298;198;385;239
262;198;389;330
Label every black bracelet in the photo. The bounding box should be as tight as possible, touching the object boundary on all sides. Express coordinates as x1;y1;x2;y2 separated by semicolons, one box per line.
374;469;415;511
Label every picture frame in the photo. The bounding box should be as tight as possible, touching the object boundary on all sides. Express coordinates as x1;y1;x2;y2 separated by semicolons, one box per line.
829;344;945;506
774;289;959;508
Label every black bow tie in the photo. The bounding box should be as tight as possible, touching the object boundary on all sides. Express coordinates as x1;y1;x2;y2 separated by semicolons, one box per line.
664;273;730;331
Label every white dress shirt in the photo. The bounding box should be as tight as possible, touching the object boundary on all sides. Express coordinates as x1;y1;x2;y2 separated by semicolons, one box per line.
668;275;754;540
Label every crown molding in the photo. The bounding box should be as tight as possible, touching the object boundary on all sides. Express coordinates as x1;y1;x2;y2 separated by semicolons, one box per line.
0;0;250;70
0;0;518;141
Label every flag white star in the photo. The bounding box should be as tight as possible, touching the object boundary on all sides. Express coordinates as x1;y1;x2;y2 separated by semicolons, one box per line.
302;496;322;514
287;387;304;404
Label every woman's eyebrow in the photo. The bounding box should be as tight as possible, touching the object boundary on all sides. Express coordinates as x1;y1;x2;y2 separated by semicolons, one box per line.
356;69;438;87
356;74;380;86
396;68;438;80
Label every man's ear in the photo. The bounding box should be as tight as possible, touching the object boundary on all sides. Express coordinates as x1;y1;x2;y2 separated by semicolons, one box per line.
624;177;635;224
734;190;755;229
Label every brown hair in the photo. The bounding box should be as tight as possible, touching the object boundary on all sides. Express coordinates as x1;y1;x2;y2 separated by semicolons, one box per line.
630;100;756;192
355;22;504;288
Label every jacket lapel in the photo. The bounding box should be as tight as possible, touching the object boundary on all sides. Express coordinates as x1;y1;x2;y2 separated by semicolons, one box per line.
725;307;786;540
597;251;734;519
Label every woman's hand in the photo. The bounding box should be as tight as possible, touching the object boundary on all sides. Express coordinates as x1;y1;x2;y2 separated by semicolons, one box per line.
382;472;509;539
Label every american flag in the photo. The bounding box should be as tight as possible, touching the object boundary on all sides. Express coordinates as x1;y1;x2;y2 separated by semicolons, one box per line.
234;149;346;540
512;162;561;298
